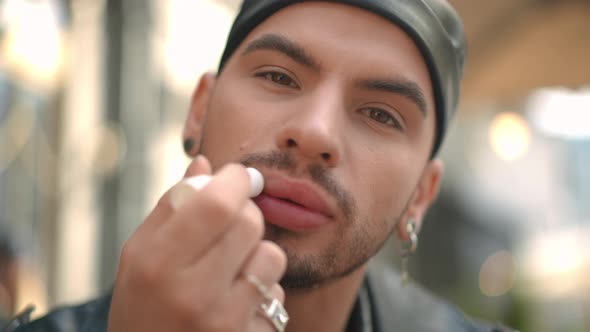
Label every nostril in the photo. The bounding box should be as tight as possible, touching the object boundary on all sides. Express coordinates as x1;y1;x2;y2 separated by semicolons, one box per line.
321;152;331;161
287;138;297;148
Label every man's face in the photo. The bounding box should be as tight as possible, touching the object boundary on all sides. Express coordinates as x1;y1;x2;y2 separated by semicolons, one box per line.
192;3;438;289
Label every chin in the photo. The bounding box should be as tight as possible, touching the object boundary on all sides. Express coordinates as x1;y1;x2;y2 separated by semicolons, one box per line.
264;222;382;291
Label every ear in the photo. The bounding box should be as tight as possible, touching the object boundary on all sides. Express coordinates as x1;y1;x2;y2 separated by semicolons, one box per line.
395;159;444;241
182;71;217;154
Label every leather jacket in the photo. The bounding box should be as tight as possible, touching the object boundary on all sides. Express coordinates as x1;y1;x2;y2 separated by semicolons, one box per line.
6;262;514;332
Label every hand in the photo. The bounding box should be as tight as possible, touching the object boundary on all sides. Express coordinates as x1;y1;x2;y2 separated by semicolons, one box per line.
108;155;287;332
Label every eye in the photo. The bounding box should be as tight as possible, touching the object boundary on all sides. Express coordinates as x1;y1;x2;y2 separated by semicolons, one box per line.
255;71;299;88
360;107;403;130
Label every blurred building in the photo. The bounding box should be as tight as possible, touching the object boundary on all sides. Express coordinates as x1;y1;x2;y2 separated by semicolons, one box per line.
0;0;588;331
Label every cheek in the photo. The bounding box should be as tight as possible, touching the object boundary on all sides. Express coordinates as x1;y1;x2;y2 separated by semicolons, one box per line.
200;81;272;168
352;151;417;224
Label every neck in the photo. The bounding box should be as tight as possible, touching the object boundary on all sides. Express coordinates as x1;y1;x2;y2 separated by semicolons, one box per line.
283;264;368;332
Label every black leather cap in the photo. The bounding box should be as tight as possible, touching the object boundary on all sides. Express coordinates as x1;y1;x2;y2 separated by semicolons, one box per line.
218;0;467;157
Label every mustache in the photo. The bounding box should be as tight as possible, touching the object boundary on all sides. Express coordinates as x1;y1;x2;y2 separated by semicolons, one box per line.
239;151;356;223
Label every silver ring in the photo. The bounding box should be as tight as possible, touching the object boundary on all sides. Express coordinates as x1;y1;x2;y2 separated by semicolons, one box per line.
245;274;289;332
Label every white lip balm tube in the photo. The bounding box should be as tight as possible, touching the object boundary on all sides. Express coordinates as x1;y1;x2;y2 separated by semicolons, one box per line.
170;167;264;209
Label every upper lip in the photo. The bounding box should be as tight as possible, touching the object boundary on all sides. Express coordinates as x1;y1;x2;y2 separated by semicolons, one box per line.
259;171;335;218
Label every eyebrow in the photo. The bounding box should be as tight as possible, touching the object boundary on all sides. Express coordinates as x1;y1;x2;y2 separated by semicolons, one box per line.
241;33;321;71
356;78;428;116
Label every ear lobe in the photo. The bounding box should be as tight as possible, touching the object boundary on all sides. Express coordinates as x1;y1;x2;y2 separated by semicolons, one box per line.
396;159;444;241
183;71;217;148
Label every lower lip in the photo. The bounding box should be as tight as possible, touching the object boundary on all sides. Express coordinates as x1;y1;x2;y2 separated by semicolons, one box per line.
253;194;331;232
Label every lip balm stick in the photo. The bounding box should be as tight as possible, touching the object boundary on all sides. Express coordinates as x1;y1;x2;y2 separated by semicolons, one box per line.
170;167;264;209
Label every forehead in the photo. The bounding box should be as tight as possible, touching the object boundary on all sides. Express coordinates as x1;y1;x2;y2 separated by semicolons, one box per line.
231;2;434;108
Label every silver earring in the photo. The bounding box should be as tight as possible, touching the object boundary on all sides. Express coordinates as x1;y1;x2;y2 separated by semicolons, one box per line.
400;219;418;284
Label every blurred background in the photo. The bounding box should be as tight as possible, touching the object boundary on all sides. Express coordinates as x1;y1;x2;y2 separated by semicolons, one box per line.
0;0;588;330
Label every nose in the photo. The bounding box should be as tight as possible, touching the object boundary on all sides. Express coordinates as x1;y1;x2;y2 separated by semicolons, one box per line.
275;97;342;167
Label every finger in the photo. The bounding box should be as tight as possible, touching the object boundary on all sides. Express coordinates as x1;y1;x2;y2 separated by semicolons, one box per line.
184;154;212;178
199;163;251;206
246;283;287;332
172;163;251;217
167;155;214;210
268;283;285;303
195;201;264;286
215;241;285;319
126;156;214;266
157;164;253;264
233;241;287;295
144;155;213;231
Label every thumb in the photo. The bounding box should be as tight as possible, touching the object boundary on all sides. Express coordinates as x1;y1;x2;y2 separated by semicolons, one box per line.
184;155;212;178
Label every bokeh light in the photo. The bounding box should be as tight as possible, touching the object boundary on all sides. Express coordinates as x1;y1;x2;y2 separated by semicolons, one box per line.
159;0;233;94
488;112;531;161
520;227;590;299
91;123;127;177
479;250;516;297
528;87;590;140
1;0;66;88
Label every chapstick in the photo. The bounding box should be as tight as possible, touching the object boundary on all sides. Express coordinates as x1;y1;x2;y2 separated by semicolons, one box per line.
246;167;264;197
170;167;264;209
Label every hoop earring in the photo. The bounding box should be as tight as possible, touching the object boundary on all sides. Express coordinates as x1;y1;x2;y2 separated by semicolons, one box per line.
400;219;418;284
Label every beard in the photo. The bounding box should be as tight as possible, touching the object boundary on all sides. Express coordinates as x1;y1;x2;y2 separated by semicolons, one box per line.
266;209;405;291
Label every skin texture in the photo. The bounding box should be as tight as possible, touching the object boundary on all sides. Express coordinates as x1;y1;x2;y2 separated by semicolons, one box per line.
110;3;444;332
